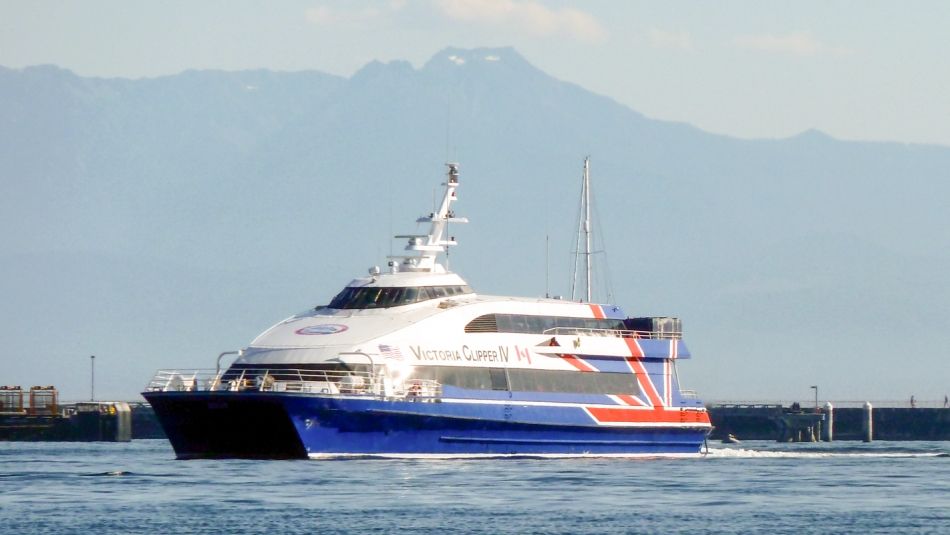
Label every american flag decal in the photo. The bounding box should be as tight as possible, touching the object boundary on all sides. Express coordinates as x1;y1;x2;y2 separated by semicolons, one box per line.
379;344;403;361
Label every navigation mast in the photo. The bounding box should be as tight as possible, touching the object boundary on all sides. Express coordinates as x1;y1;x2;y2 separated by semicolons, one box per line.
389;163;468;273
571;157;593;303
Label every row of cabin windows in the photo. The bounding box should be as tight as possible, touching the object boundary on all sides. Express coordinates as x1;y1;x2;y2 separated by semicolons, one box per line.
328;285;473;309
464;314;625;334
226;363;641;396
411;366;641;395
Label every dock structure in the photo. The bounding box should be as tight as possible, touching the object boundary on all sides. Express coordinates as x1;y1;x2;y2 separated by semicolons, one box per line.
708;402;950;442
0;386;131;442
708;404;825;442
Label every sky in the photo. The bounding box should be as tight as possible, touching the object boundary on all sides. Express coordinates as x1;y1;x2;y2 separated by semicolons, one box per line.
2;0;949;147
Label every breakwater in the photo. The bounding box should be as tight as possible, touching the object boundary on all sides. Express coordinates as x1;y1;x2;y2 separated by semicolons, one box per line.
709;404;950;442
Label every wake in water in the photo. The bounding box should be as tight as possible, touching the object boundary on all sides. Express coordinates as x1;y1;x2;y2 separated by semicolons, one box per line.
308;444;949;461
307;452;703;461
706;446;947;459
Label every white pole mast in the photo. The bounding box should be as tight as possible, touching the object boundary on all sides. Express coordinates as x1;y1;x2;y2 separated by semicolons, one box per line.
583;156;592;303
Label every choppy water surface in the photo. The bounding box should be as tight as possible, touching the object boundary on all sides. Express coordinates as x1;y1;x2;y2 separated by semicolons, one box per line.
1;440;947;534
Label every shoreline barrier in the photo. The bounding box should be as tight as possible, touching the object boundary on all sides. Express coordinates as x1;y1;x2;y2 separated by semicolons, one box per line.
708;403;950;442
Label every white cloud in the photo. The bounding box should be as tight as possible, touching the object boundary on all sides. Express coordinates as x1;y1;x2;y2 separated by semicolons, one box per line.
733;31;852;57
434;0;608;43
648;29;692;50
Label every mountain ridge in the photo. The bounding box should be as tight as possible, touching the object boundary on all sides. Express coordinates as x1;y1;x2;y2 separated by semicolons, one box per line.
1;47;947;401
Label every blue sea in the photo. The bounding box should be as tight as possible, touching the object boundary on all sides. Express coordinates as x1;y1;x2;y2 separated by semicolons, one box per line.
1;440;947;534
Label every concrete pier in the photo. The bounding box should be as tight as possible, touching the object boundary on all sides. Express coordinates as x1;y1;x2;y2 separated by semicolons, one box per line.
709;403;950;442
823;402;834;441
862;402;873;442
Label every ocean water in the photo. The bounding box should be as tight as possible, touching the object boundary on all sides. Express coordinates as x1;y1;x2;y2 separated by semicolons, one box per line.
1;440;947;534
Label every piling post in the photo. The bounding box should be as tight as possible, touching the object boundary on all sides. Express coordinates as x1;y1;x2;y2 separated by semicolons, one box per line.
862;401;873;442
822;402;834;441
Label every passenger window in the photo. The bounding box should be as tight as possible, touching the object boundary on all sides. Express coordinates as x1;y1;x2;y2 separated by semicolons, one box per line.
495;314;515;332
526;316;546;334
509;315;530;333
489;368;509;391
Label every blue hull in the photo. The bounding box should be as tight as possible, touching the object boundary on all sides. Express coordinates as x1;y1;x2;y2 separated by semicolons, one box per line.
144;391;709;458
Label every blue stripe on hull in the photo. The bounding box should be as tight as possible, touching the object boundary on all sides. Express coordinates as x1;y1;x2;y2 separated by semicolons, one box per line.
283;396;708;455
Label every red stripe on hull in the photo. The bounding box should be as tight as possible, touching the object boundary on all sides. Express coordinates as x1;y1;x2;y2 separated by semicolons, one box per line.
588;407;711;425
623;338;644;358
589;304;605;319
561;354;597;372
625;357;664;407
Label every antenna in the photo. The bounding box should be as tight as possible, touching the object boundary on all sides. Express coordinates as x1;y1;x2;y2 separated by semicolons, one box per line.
445;98;452;162
570;173;582;301
545;234;550;298
388;169;393;257
445;202;450;270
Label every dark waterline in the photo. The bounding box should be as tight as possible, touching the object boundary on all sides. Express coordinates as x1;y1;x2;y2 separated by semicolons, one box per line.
1;440;948;534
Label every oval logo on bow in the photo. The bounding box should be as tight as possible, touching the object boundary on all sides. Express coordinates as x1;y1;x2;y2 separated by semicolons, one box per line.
295;324;349;335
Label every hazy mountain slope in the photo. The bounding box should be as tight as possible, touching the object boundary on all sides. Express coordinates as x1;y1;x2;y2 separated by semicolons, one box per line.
1;47;947;401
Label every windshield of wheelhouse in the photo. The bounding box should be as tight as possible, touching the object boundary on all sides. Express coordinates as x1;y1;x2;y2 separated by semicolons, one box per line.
327;285;473;309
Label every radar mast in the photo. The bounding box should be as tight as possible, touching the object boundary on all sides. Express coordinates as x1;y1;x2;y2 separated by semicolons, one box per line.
389;163;468;273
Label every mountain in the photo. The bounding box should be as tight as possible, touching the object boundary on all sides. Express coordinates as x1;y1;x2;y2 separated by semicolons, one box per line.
1;47;948;402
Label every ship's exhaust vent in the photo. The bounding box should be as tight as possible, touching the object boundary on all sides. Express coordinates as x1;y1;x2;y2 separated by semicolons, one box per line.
464;314;498;333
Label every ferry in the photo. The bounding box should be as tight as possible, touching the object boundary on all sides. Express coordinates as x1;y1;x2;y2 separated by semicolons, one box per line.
143;162;711;458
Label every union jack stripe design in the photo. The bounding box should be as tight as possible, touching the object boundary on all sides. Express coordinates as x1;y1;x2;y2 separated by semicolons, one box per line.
589;356;706;426
547;337;597;372
608;394;647;407
663;360;672;406
623;338;644;358
624;357;663;408
560;354;597;372
545;332;706;426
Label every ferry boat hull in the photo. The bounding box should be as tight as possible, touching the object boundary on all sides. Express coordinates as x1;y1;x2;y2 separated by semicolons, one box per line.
144;392;307;459
145;390;709;458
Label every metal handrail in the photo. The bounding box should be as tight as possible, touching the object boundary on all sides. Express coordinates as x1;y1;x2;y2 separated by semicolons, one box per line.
542;327;682;340
144;368;442;401
215;351;240;379
337;351;377;378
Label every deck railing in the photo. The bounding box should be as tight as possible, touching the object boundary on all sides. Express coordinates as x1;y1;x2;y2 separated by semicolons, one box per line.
543;327;682;340
144;368;442;401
